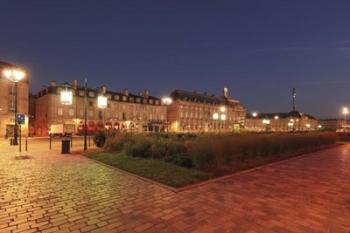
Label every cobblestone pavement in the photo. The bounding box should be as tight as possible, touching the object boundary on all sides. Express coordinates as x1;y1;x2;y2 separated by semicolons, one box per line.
0;141;350;233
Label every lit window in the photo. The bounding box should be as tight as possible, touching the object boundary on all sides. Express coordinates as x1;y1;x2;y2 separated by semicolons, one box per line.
69;109;74;116
58;108;63;116
88;91;95;97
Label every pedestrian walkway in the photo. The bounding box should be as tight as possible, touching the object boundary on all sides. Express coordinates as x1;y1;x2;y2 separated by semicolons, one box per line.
0;141;349;232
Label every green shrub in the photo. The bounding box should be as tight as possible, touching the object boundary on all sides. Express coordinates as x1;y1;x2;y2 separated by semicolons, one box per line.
165;153;194;168
188;132;337;171
150;139;168;159
124;136;152;157
103;133;127;152
166;141;187;156
189;143;216;171
94;131;106;148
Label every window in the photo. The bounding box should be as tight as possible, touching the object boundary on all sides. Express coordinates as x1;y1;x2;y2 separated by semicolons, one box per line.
69;109;74;116
58;108;63;116
122;96;127;101
129;97;134;102
79;90;85;96
155;100;159;105
79;109;84;117
89;101;94;107
149;99;154;104
89;110;94;117
88;91;95;97
136;98;141;103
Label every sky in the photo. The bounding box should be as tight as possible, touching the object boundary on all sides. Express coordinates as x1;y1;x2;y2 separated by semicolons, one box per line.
1;0;350;118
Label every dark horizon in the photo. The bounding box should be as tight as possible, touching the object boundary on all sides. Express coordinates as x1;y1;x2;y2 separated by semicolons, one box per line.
2;0;350;118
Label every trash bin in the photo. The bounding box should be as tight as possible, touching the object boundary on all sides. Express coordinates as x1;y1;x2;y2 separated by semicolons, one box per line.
61;137;71;154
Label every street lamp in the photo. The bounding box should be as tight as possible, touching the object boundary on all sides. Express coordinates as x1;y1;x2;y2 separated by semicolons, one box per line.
342;107;349;130
161;97;173;105
212;112;219;120
220;114;227;121
60;84;73;106
220;106;226;113
251;112;258;130
97;94;108;128
3;68;26;145
161;97;173;132
305;123;311;130
262;119;270;132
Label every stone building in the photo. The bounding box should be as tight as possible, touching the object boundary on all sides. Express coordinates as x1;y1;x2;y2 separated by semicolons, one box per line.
34;81;167;136
166;86;246;133
0;61;29;138
318;119;350;131
244;111;319;132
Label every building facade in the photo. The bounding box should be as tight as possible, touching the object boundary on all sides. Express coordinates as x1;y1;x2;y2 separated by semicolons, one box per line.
34;81;167;136
244;111;319;132
0;61;29;138
166;87;246;133
318;119;350;131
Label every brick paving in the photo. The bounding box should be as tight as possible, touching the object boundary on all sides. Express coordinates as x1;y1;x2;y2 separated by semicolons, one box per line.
0;140;350;233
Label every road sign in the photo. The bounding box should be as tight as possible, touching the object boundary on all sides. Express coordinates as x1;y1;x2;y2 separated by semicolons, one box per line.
16;113;26;125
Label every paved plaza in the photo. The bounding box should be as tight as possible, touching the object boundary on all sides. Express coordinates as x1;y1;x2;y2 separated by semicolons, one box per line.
0;139;350;233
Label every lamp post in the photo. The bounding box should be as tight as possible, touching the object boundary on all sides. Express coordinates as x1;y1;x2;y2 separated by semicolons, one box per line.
97;93;108;128
262;119;270;132
252;112;258;131
60;83;73;137
84;79;88;150
161;97;173;132
342;107;349;130
3;68;26;145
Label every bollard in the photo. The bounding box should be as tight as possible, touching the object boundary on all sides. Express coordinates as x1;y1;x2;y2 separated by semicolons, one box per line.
19;126;22;153
49;134;52;150
25;137;28;152
70;135;73;148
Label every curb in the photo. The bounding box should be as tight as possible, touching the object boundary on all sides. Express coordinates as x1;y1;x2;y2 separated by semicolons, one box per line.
79;143;344;193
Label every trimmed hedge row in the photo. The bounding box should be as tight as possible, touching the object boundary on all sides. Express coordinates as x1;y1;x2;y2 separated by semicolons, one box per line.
96;132;338;171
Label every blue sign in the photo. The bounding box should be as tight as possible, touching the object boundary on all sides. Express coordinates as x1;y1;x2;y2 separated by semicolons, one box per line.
16;114;26;125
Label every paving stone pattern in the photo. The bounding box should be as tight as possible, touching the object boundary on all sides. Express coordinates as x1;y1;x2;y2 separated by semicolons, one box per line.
0;141;350;232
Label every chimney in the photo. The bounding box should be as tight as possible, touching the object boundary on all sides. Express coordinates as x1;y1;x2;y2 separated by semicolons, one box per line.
71;80;78;89
50;80;57;87
122;89;129;96
100;85;107;94
223;85;229;99
143;90;149;98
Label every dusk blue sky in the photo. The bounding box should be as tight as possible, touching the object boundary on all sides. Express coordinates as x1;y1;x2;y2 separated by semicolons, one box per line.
1;0;350;118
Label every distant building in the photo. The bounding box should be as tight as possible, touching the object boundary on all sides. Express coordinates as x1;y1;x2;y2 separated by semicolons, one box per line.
0;61;29;138
245;88;319;132
318;119;350;131
28;93;37;136
245;111;318;132
34;81;167;136
166;86;246;133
